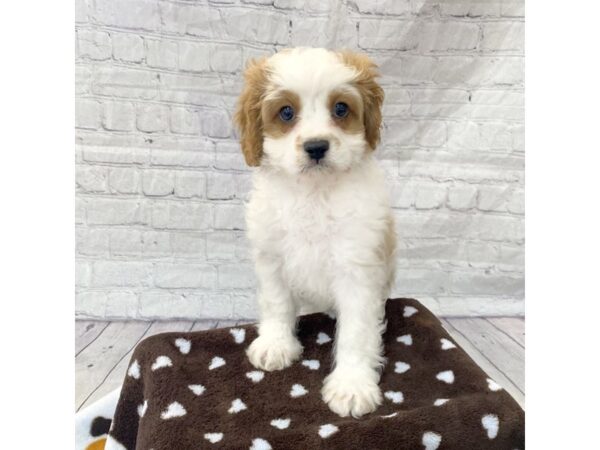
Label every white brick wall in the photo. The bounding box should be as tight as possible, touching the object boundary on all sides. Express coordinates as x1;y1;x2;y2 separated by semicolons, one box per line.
75;0;524;319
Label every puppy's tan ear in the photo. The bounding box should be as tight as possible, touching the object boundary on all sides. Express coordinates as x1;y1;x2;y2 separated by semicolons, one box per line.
339;51;384;151
234;57;269;166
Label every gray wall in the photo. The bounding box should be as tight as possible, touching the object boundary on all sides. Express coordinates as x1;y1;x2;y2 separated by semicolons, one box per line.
75;0;525;319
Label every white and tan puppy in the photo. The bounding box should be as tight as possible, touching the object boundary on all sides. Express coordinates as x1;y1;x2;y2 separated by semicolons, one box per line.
234;48;396;418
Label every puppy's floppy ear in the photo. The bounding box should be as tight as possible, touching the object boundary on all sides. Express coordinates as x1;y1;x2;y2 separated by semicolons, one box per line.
234;57;269;166
338;51;384;151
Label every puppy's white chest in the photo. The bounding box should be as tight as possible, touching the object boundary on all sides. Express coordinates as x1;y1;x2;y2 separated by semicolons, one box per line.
278;195;338;296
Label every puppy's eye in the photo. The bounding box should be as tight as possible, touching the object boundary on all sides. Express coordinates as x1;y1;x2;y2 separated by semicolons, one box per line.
279;105;295;122
333;102;349;118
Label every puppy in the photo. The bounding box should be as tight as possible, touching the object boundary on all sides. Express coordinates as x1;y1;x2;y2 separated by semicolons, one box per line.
234;48;396;418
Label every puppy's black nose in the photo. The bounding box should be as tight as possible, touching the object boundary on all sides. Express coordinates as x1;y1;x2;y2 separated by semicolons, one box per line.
303;139;329;162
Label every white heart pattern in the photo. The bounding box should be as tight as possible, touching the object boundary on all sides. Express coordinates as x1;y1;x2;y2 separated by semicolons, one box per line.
397;334;413;346
160;401;186;420
316;332;332;345
188;384;205;396
440;338;456;350
174;338;191;354
403;306;418;318
137;400;148;418
290;383;308;398
270;418;291;430
246;370;265;383
228;398;247;414
229;328;246;344
151;356;173;371
127;360;140;379
422;431;442;450
434;398;449;406
208;356;226;370
481;414;499;439
204;433;223;444
394;361;411;374
436;370;455;384
487;378;503;391
250;438;272;450
318;424;339;439
384;391;404;404
301;359;320;370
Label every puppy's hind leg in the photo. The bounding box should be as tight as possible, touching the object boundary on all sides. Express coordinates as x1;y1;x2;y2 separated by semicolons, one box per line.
246;253;303;371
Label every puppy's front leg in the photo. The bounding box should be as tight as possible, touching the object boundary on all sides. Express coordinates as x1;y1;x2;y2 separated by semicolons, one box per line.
246;253;303;371
322;278;386;418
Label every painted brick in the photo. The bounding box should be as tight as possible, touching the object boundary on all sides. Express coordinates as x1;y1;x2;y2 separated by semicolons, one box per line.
93;67;159;100
110;229;143;256
218;263;255;288
214;204;246;230
153;263;217;288
77;30;111;60
142;230;171;256
481;21;525;52
76;99;102;130
207;173;236;200
103;101;136;131
152;201;213;230
447;184;478;210
171;232;206;258
93;0;161;30
417;21;480;52
351;0;411;15
76;228;110;256
76;166;108;192
136;103;169;132
210;44;243;73
151;148;214;168
146;38;178;70
108;167;141;194
92;261;153;287
206;231;238;260
200;109;232;138
179;41;210;72
142;169;175;196
112;33;144;62
87;198;145;225
175;172;207;198
170;107;201;135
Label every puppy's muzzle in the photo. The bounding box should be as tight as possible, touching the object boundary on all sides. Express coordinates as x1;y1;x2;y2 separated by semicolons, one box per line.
303;139;329;162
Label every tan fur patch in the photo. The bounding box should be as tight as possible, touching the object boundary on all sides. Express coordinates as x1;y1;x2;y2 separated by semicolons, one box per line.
261;90;302;138
233;57;270;166
337;51;385;150
327;88;364;135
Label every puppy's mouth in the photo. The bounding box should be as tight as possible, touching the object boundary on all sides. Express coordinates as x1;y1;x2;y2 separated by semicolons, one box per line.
300;158;331;173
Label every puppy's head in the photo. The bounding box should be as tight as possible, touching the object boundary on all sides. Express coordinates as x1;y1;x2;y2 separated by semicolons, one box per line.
234;48;384;175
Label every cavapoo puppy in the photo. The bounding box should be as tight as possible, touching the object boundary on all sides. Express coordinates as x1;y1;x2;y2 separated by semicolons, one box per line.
234;47;396;418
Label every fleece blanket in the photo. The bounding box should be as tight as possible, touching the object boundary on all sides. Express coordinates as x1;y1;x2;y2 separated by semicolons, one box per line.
76;298;524;450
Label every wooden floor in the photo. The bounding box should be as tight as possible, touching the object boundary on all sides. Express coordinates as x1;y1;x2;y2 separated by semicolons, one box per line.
75;317;524;411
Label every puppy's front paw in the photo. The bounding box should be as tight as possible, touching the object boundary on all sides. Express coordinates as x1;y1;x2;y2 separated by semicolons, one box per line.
321;369;382;418
246;334;302;371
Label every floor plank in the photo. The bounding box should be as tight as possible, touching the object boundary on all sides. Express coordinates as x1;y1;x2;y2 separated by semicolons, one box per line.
441;319;525;408
75;321;109;356
76;321;151;410
190;319;220;331
486;317;525;347
78;321;194;410
447;318;525;394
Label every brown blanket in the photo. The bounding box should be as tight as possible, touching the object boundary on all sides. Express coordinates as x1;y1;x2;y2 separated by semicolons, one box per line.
107;299;524;449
